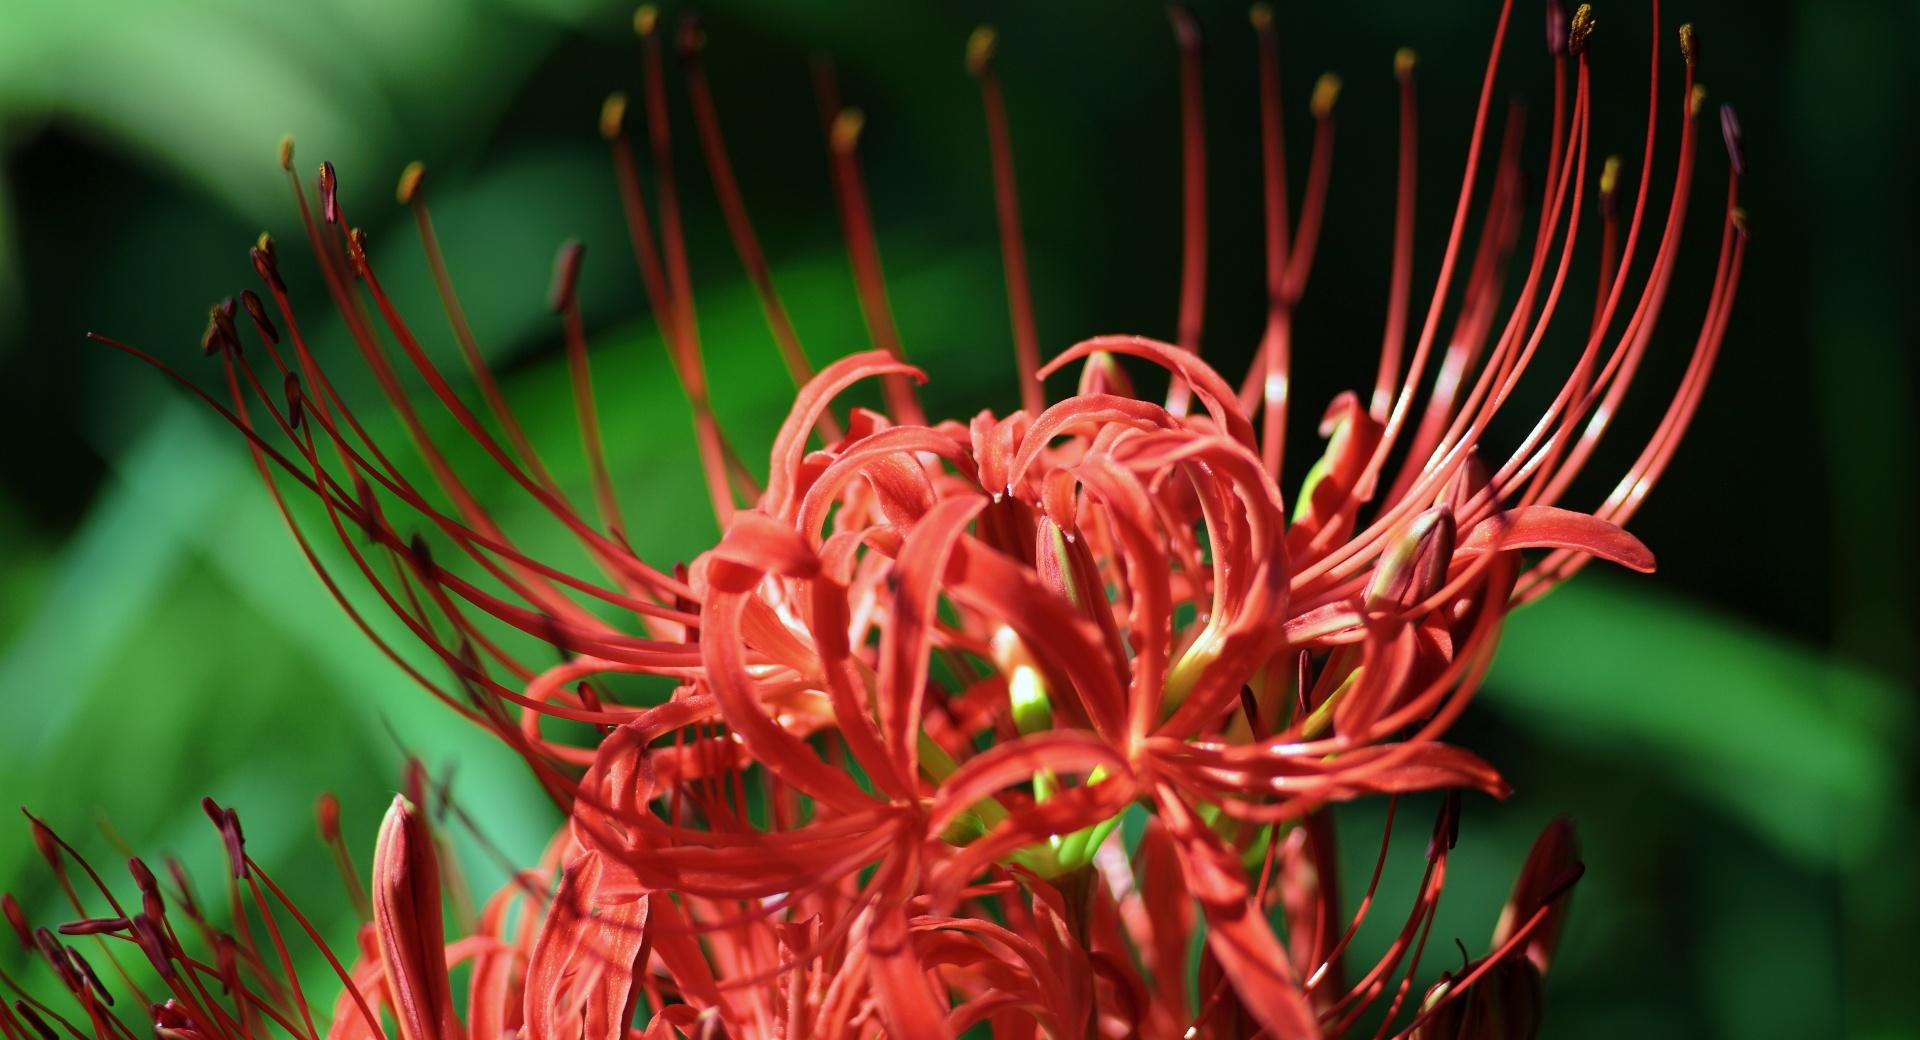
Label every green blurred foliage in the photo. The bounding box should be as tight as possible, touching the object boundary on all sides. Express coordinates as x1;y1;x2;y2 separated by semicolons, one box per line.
1;0;1913;1036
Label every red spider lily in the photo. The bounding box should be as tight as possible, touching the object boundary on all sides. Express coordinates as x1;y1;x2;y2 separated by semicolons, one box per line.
65;0;1748;1036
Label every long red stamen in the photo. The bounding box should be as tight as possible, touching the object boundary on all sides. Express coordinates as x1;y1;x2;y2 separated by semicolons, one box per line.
1162;3;1208;418
1238;69;1338;424
967;27;1045;419
398;163;563;494
315;795;372;923
1370;50;1420;422
821;104;926;426
550;241;628;541
678;18;843;442
1250;3;1292;477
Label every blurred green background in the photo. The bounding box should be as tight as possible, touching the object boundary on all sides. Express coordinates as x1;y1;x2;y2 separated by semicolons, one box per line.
1;0;1913;1036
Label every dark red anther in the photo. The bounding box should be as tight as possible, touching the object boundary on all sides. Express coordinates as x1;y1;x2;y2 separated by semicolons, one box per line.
220;808;247;879
214;297;237;342
56;917;129;936
130;857;165;920
214;933;239;994
66;947;112;1006
1719;104;1745;175
200;796;223;825
32;927;67;977
239;289;278;345
201;298;239;357
354;476;383;545
27;816;60;871
547;239;585;314
346;227;371;278
2;893;30;950
319;161;339;224
316;792;342;844
285;372;305;431
13;1002;57;1040
408;533;436;581
128;856;157;892
130;914;175;979
1427;790;1463;860
674;11;705;59
1545;0;1567;56
1166;2;1204;58
251;232;286;293
1237;684;1263;737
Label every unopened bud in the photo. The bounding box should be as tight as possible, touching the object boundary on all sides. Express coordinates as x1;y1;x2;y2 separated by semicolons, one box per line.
1076;350;1135;398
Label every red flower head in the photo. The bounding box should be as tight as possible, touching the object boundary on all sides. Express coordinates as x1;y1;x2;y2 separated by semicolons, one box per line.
64;1;1747;1037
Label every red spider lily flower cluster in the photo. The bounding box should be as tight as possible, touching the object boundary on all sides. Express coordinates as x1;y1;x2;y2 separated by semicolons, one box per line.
15;0;1747;1036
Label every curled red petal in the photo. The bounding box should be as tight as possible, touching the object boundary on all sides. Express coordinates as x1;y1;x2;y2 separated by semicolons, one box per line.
1153;787;1321;1039
1040;335;1257;452
1458;505;1655;573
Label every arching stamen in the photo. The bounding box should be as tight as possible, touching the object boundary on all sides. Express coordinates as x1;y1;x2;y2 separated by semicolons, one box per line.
820;105;925;425
1297;0;1520;571
678;17;843;442
1592;155;1623;331
967;26;1045;418
549;241;628;541
1512;3;1673;509
603;75;738;526
1163;3;1208;418
1371;49;1420;422
1250;3;1293;477
397;162;562;493
1237;69;1339;422
1381;103;1526;506
314;795;371;923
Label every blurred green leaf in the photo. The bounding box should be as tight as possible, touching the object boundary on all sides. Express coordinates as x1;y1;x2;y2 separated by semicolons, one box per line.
1486;577;1907;868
